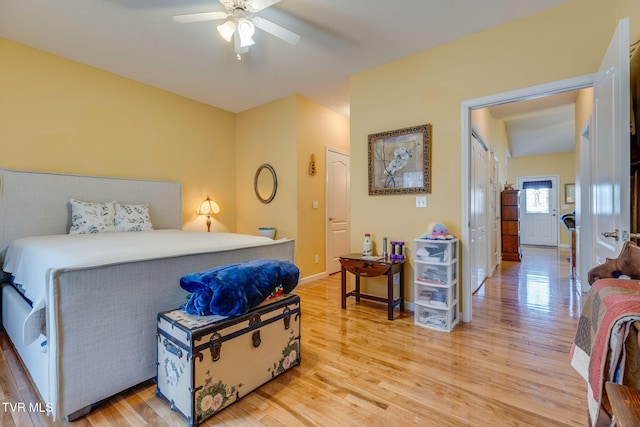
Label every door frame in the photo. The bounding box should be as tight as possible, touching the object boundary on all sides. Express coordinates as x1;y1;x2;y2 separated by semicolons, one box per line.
325;146;351;275
461;73;595;322
490;149;500;273
577;119;593;290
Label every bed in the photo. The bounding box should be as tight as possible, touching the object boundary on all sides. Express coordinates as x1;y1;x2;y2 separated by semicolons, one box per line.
0;168;295;421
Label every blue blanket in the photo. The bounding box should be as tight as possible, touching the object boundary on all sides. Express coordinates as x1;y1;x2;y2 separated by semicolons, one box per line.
180;259;299;316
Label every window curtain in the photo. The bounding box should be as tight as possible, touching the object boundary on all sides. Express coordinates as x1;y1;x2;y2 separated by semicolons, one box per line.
522;180;552;189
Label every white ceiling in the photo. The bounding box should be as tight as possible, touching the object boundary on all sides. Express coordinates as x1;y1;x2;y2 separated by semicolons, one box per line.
0;0;570;118
487;90;579;157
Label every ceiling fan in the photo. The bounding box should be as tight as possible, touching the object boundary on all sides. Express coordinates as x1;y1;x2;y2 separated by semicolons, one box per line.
173;0;300;59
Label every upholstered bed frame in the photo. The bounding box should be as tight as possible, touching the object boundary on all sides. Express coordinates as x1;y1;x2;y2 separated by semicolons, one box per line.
0;169;295;421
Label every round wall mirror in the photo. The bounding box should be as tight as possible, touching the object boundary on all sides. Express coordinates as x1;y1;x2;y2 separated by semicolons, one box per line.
254;163;277;204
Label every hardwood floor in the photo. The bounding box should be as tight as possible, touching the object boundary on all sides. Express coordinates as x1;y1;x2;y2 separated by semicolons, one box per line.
0;246;587;426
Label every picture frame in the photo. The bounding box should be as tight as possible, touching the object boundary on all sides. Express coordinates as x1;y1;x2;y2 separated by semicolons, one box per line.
368;123;431;195
565;183;575;204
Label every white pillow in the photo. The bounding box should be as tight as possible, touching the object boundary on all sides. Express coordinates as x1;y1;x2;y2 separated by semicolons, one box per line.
115;202;153;232
69;199;117;234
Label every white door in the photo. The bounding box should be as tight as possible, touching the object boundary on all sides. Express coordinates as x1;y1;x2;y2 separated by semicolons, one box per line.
326;147;351;274
592;18;630;264
517;175;559;246
470;134;488;293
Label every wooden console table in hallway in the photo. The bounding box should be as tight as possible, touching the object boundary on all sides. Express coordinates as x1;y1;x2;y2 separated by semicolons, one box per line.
339;253;405;320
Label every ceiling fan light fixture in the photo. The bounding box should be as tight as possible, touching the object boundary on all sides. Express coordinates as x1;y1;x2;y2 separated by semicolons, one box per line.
217;20;237;42
174;1;301;57
237;18;255;47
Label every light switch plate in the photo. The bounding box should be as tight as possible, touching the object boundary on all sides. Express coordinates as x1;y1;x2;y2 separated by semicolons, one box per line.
416;196;427;208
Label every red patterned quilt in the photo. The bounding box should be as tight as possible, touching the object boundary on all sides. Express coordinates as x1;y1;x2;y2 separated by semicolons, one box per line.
570;278;640;426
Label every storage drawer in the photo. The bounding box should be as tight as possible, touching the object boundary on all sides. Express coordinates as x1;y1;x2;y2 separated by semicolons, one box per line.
415;304;458;331
415;262;457;286
415;282;457;309
340;258;391;277
414;239;458;263
501;206;519;221
501;220;519;235
502;191;519;205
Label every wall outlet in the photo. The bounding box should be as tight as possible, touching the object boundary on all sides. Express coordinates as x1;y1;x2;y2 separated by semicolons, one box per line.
314;255;319;263
416;196;427;208
312;200;319;209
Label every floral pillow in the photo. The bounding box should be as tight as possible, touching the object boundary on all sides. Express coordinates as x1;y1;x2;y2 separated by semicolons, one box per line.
69;199;117;234
115;202;153;232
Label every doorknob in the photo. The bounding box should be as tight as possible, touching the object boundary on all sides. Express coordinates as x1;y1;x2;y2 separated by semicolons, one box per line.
601;229;620;241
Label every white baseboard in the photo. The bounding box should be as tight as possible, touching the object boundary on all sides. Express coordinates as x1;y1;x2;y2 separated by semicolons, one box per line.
299;271;329;284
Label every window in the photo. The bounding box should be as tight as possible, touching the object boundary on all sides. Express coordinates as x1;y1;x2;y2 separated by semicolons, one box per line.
522;180;552;214
524;188;550;214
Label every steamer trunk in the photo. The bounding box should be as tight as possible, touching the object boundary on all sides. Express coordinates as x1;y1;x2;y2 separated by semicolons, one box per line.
156;294;301;426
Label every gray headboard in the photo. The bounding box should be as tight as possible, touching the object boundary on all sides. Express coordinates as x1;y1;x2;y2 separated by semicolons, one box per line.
0;169;182;258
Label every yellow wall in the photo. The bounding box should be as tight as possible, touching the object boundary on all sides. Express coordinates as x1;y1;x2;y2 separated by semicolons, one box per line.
235;95;298;241
5;0;639;288
235;94;350;278
620;0;640;43
1;39;351;279
0;38;237;232
471;108;510;187
296;96;350;276
349;0;636;301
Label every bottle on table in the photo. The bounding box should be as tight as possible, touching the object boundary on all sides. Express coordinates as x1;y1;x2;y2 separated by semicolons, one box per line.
363;233;372;256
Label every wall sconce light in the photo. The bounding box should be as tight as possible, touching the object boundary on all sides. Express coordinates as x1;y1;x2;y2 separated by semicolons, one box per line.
197;196;220;232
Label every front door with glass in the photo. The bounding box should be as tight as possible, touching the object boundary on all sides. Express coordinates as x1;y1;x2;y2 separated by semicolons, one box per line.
517;176;559;246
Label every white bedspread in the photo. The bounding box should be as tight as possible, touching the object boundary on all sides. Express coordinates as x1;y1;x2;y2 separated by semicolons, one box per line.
2;230;284;344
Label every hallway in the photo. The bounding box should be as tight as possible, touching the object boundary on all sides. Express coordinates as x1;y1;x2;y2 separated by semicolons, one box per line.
476;245;582;319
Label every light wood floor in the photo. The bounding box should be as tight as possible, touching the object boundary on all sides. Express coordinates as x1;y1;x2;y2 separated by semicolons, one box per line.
1;246;587;426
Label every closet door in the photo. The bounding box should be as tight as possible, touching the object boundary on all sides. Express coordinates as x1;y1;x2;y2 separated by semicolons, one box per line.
470;135;488;292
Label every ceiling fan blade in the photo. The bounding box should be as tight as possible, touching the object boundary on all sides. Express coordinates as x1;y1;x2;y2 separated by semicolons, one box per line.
253;16;300;45
173;11;228;24
251;0;282;12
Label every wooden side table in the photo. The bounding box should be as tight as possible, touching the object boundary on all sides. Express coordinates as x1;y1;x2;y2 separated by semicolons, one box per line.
605;382;640;426
339;253;405;320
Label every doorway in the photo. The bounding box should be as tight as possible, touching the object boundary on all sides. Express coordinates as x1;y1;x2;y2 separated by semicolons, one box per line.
461;74;595;322
326;147;351;274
